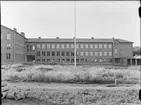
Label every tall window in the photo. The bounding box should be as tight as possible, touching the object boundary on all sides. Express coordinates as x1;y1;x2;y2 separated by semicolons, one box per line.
47;44;50;48
90;52;93;56
71;44;74;48
76;52;79;56
104;44;107;48
115;49;118;54
27;45;29;52
95;52;98;56
80;44;83;48
99;52;102;56
29;45;32;52
52;52;55;56
85;52;89;56
80;52;84;56
94;44;98;48
66;44;69;48
52;44;55;49
108;44;112;48
37;51;40;56
61;44;64;49
7;34;11;40
56;44;60;48
47;51;50;56
76;44;79;48
90;44;93;48
61;52;65;56
6;53;11;60
109;52;112;56
42;44;45;49
85;44;88;48
71;52;74;56
57;52;60;56
42;51;45;56
6;44;11;50
37;44;40;48
104;52;107;56
32;46;35;51
99;44;102;48
66;52;70;56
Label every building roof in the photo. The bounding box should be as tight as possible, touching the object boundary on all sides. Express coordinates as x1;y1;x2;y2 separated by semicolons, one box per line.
1;25;27;39
26;38;133;43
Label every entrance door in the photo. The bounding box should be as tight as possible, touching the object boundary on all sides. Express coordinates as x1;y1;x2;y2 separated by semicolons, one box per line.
27;55;35;62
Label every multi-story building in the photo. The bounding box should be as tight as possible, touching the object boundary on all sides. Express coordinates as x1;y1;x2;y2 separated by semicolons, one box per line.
1;25;27;64
1;25;134;66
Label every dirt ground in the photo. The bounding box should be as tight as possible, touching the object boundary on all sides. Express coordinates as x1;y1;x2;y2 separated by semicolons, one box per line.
2;82;141;105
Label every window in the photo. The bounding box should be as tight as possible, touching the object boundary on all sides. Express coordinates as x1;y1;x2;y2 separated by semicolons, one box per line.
90;52;93;56
76;52;79;56
108;44;112;48
94;44;98;48
42;44;45;49
42;51;45;56
71;44;74;48
99;44;102;48
61;44;64;49
104;52;107;56
95;52;98;56
6;44;11;50
85;44;88;48
56;44;60;48
47;51;50;56
71;52;74;56
80;44;83;48
52;52;55;56
104;44;107;48
85;52;89;56
6;53;11;60
99;52;102;56
37;51;40;56
37;44;40;48
80;59;84;62
71;59;74;63
115;49;118;54
37;59;40;62
52;44;55;49
61;52;65;56
27;45;29;52
57;52;60;56
109;52;112;56
76;44;79;48
80;52;84;56
76;59;79;63
99;59;103;62
29;46;32;52
32;46;35;51
42;59;45;62
66;52;70;56
90;44;93;48
47;59;50;62
7;34;11;40
66;59;70;62
66;44;69;48
47;44;50;48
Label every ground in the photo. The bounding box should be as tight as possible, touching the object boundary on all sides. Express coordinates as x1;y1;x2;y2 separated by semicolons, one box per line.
2;82;141;105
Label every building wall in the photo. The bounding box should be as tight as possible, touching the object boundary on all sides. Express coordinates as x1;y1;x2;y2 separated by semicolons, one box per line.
1;26;26;64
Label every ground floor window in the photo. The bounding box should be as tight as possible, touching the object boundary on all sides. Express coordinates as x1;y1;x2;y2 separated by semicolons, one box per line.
6;53;11;60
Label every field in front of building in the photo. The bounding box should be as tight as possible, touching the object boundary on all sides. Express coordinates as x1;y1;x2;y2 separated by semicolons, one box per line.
1;64;140;84
1;64;141;105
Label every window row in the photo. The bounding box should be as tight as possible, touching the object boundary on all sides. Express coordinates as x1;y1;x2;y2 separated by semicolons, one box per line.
37;51;112;57
36;58;112;63
36;43;112;49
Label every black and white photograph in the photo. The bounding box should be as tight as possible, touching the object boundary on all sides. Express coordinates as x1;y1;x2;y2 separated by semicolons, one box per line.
1;1;141;105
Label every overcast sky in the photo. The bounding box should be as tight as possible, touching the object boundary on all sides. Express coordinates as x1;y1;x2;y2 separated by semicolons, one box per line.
1;1;140;46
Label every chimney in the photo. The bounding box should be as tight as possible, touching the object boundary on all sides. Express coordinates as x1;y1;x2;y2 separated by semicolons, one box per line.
112;37;114;39
56;37;59;39
13;28;17;32
91;37;94;39
21;32;25;37
38;37;41;39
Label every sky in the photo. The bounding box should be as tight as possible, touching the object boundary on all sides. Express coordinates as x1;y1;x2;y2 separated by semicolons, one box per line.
1;1;140;46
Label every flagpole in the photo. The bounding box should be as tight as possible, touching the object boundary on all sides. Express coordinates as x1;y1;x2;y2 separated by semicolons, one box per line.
74;1;76;68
